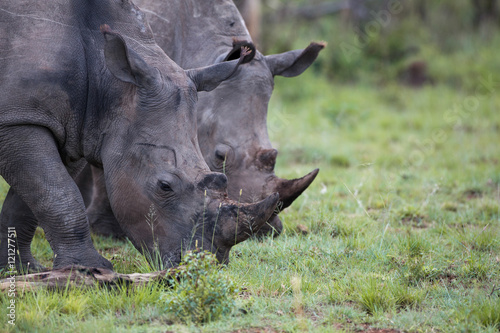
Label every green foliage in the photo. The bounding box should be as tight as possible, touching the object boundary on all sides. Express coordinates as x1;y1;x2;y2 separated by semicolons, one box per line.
163;250;238;324
460;252;490;280
262;0;500;90
353;276;396;314
387;234;445;286
1;280;166;332
141;204;167;272
350;276;426;315
397;233;429;258
0;177;8;210
469;296;500;329
396;205;425;226
397;256;443;286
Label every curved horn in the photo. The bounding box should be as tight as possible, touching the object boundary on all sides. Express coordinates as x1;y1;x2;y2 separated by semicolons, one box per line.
275;168;319;210
218;193;279;245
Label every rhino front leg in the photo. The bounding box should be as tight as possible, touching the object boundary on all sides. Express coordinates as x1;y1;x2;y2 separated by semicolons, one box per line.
86;166;126;239
0;126;112;270
0;189;45;272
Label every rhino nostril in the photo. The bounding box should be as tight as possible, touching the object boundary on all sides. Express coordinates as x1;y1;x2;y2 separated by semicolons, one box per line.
198;173;228;191
258;149;278;169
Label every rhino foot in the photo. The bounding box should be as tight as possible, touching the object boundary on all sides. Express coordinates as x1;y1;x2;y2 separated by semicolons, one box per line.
22;260;48;273
0;254;47;275
53;250;113;270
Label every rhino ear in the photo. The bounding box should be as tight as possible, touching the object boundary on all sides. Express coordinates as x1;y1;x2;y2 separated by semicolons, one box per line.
101;24;154;86
186;46;251;92
265;42;326;78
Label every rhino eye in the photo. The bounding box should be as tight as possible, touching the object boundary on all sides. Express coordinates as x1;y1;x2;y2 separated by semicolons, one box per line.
158;180;173;192
215;149;228;161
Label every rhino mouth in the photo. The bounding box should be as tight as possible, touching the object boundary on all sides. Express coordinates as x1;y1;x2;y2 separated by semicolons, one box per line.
251;213;283;239
161;251;182;269
268;214;283;232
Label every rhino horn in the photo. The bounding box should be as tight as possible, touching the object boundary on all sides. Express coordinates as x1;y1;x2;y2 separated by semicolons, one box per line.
219;193;279;245
275;168;319;210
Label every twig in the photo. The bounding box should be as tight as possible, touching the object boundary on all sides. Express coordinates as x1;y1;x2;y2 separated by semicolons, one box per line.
489;284;500;297
0;265;177;291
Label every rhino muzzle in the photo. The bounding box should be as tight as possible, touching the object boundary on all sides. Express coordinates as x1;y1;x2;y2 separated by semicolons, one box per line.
146;192;280;268
197;172;228;192
216;192;279;246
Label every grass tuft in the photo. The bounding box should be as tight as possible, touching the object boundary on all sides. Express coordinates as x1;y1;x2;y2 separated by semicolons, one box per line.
162;250;238;324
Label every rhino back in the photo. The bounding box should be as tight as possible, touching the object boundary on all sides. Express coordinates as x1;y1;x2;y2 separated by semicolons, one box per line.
1;2;85;114
0;0;158;159
135;0;250;68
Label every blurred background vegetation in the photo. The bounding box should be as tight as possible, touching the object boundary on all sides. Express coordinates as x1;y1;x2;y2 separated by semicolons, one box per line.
236;0;499;91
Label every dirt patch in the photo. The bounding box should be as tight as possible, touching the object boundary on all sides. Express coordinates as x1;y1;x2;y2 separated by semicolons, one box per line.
442;271;458;284
231;328;283;333
355;323;402;332
463;188;483;199
487;178;500;188
401;215;430;228
296;224;309;235
303;306;324;323
239;287;253;300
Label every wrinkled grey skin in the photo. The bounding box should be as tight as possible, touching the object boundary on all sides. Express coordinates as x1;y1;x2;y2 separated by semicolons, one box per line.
85;0;324;239
0;0;279;272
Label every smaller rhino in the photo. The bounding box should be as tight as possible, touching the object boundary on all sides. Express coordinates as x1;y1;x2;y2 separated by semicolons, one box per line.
139;0;326;236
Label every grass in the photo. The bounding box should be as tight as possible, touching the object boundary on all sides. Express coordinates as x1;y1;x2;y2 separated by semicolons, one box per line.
1;73;498;332
1;23;500;333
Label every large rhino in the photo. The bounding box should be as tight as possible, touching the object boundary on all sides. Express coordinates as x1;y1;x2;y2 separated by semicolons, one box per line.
86;0;325;238
0;0;279;271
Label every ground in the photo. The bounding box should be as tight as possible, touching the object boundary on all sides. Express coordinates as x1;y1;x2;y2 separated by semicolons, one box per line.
1;69;498;332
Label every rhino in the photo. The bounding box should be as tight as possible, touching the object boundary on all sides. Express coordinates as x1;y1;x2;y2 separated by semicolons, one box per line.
85;0;325;239
0;0;279;272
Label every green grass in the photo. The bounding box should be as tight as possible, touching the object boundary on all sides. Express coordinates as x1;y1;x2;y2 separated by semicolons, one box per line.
2;28;500;333
1;73;499;332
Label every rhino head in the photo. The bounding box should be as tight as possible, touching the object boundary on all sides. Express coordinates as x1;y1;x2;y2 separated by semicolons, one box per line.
98;26;278;267
197;42;325;236
134;0;325;236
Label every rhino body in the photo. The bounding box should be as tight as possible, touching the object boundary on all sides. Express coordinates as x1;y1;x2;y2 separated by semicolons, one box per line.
86;0;324;239
0;0;278;271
